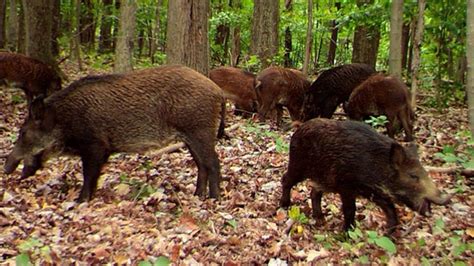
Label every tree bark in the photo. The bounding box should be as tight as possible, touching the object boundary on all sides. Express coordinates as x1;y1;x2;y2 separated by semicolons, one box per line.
229;0;241;67
150;0;163;63
0;0;6;48
389;0;403;79
72;0;83;70
251;0;279;68
166;0;210;76
467;0;474;135
7;0;18;51
283;0;292;68
401;22;411;71
352;0;380;69
99;0;114;53
410;0;426;109
51;0;61;56
302;0;313;75
22;0;54;65
79;0;95;51
16;0;24;53
327;2;341;66
114;0;137;73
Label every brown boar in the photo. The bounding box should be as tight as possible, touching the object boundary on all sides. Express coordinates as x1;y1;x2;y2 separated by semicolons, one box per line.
209;66;257;117
280;118;451;235
0;51;62;104
301;63;375;120
255;67;311;126
346;74;415;141
4;65;225;202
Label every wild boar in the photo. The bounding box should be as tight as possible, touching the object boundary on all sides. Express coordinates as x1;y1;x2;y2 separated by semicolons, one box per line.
209;66;257;117
346;74;415;141
255;67;311;126
4;65;225;202
280;118;451;235
0;51;62;104
301;63;375;120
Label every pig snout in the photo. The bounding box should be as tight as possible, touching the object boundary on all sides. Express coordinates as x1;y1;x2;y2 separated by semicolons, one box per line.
4;155;21;174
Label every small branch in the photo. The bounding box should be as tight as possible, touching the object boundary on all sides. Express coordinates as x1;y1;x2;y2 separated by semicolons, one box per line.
426;166;474;177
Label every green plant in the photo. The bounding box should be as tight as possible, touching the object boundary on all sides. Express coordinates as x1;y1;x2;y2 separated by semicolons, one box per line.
288;206;309;235
244;121;289;154
364;115;389;128
16;237;53;264
118;174;157;200
435;130;474;169
138;256;171;266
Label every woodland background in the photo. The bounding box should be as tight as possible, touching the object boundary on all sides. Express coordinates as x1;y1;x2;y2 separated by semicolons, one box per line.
0;0;473;264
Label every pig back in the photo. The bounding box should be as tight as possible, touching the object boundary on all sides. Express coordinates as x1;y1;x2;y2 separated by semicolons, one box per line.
46;65;224;152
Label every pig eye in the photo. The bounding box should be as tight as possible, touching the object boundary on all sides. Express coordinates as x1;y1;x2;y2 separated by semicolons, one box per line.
409;174;419;180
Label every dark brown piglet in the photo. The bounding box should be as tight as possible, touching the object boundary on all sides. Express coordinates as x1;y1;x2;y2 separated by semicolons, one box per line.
255;67;310;127
0;51;62;105
209;66;257;117
301;63;375;120
346;74;415;141
4;65;225;202
280;118;451;235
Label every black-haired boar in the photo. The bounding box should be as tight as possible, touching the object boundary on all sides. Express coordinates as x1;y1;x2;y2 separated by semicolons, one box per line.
4;65;225;202
255;67;310;126
209;66;257;117
301;63;375;120
280;119;451;235
346;74;415;141
0;51;62;104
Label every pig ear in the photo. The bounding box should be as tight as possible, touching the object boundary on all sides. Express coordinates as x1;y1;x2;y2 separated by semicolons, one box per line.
390;142;407;168
29;96;46;121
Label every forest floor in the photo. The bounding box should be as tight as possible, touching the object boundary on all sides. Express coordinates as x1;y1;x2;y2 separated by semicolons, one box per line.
0;61;473;265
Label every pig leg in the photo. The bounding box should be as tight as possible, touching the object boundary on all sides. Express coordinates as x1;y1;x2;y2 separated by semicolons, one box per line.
185;137;221;199
372;196;399;235
320;96;339;119
310;189;325;225
398;109;414;141
341;193;357;231
385;113;397;139
276;104;284;127
279;171;299;208
78;147;110;202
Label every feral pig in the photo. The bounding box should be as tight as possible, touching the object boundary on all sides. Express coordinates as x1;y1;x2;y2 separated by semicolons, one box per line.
209;66;257;117
301;63;375;121
346;74;415;141
280;119;451;235
0;51;62;104
255;67;311;126
4;65;225;202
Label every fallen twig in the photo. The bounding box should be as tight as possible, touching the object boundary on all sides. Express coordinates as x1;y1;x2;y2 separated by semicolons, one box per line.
426;165;474;177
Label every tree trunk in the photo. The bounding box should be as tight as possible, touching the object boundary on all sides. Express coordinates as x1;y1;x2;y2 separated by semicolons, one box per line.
114;0;137;73
16;0;24;53
72;0;83;70
0;0;6;48
410;0;426;109
229;0;241;67
80;0;95;51
326;2;341;65
251;0;279;68
99;0;114;53
302;0;313;75
352;0;380;69
283;0;292;68
467;0;474;135
7;0;18;51
150;0;163;63
22;0;54;65
401;22;411;71
51;0;61;56
389;0;403;79
166;0;210;76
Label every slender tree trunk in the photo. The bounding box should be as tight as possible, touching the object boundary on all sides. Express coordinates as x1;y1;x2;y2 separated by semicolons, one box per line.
401;22;411;71
73;0;83;70
51;0;61;56
302;0;313;75
16;0;24;53
467;0;474;135
114;0;136;73
410;0;426;109
150;0;163;63
251;0;279;68
327;2;341;65
166;0;210;75
0;0;6;48
22;0;54;65
99;0;114;53
283;0;292;68
229;0;241;67
80;0;95;51
7;0;18;51
389;0;403;79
